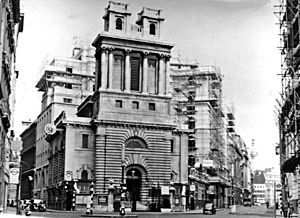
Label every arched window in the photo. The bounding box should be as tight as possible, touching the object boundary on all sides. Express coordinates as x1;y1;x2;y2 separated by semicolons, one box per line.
126;136;147;149
81;170;88;181
149;23;156;35
116;17;123;30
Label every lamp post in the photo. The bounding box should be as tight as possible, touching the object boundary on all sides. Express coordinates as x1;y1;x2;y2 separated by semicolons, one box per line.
231;177;236;213
16;163;22;215
120;144;126;216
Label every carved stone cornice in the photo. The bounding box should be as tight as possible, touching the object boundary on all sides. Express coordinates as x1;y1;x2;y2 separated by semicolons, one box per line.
165;54;171;61
100;46;109;51
92;119;176;131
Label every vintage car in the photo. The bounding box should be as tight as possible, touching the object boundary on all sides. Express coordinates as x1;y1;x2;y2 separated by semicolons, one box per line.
25;199;46;212
243;198;252;207
203;202;216;215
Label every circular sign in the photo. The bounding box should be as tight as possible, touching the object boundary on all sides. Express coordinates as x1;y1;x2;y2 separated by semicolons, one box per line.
44;123;56;135
10;168;18;175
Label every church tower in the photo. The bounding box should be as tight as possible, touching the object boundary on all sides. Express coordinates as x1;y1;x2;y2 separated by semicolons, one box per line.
89;1;174;211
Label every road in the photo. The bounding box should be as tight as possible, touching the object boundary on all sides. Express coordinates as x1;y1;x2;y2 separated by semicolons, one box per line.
2;205;280;218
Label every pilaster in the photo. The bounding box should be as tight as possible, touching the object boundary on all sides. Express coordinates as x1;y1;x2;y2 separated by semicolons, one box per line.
100;47;108;89
159;54;165;95
124;49;131;92
108;47;114;90
142;52;148;93
165;55;171;95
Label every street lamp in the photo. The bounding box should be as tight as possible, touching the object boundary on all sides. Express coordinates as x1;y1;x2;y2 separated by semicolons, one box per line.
120;144;126;216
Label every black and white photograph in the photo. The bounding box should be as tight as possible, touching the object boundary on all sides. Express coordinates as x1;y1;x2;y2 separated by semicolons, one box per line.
0;0;295;217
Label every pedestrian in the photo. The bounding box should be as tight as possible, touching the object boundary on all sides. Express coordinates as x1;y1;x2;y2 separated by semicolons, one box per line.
266;201;269;209
282;202;288;218
288;205;293;218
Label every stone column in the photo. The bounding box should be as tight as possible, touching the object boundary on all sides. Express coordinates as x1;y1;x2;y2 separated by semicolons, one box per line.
165;55;171;95
108;48;114;89
125;50;131;92
101;47;108;89
142;52;148;93
159;54;165;95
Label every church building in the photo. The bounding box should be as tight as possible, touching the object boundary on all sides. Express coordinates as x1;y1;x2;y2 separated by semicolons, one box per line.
77;1;175;211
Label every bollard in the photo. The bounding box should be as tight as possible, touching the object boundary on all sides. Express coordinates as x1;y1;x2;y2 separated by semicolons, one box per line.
89;182;94;215
72;190;76;211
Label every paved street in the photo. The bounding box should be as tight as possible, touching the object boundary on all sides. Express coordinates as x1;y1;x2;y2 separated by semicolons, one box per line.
1;205;285;218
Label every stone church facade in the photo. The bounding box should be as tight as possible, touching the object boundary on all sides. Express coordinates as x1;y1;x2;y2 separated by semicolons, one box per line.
77;1;175;211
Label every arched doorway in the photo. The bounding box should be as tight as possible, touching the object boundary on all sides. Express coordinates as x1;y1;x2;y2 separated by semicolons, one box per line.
126;168;142;212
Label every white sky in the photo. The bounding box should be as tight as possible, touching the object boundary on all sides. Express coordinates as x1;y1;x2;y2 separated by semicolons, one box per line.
15;0;281;171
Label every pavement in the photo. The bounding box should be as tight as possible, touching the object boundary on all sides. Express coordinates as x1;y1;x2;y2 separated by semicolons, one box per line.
2;205;300;217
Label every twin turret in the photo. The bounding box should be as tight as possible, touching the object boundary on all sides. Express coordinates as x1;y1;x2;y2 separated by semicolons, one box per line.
103;1;164;39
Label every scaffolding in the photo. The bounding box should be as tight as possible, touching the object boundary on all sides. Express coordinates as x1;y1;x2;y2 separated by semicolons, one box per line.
275;0;300;210
171;63;226;171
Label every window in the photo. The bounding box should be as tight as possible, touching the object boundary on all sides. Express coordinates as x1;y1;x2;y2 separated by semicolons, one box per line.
188;155;195;167
116;100;122;108
82;134;89;148
188;137;196;151
116;17;123;30
132;101;139;109
63;98;72;103
186;105;195;115
188;91;195;102
125;136;147;149
65;83;72;89
130;56;141;91
170;139;174;153
81;170;88;181
112;54;124;90
149;23;156;35
148;59;157;94
188;117;195;129
149;103;156;111
66;67;73;73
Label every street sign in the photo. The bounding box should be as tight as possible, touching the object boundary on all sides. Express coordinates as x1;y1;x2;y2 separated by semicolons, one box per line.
9;168;19;184
44;123;56;135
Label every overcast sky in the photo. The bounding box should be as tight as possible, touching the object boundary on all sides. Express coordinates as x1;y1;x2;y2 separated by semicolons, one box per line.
15;0;281;171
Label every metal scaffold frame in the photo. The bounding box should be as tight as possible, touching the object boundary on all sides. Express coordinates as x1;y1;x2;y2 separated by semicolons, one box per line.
275;0;300;212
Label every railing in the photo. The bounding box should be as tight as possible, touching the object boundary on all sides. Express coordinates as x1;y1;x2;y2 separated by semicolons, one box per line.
130;24;143;34
142;7;161;18
108;1;128;12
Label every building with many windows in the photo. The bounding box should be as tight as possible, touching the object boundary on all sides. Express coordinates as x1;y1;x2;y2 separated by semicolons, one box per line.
171;63;228;209
0;0;23;212
19;1;254;213
253;168;280;206
170;61;253;209
20;45;95;209
276;0;300;216
20;121;36;200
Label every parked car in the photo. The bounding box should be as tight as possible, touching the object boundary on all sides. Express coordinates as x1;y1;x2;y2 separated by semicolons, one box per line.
28;199;46;212
243;198;252;207
203;202;216;215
